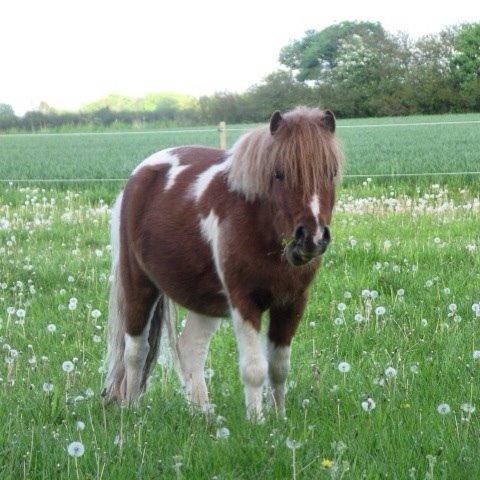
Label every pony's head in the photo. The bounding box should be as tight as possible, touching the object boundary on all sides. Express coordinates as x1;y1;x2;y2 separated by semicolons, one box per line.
228;107;343;266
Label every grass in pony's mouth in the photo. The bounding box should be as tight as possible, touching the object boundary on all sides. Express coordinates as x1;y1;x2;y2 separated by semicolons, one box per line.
281;235;295;248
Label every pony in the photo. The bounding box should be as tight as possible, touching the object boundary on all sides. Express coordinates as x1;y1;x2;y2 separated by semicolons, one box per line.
104;107;342;420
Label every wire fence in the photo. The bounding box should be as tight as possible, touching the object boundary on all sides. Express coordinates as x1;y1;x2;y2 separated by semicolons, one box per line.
1;171;479;184
1;119;479;138
1;118;479;183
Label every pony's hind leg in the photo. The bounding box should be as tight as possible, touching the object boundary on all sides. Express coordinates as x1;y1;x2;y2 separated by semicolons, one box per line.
178;311;221;410
104;192;162;405
122;274;160;404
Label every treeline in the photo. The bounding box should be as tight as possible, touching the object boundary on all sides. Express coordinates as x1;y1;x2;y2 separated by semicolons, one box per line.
1;21;479;131
0;106;204;132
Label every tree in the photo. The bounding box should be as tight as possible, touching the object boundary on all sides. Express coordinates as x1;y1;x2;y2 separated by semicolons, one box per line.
198;92;247;123
0;103;14;118
278;21;413;117
245;70;316;119
452;23;480;110
38;101;56;115
452;23;480;84
141;92;197;111
406;29;457;113
279;21;388;82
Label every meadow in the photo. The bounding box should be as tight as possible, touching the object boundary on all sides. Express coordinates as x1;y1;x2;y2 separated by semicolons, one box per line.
0;114;479;479
1;113;480;184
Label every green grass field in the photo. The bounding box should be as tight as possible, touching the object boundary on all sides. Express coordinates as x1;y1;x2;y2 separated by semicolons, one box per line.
1;113;479;184
0;114;480;479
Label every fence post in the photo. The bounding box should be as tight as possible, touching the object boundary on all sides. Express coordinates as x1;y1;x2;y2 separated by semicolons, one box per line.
218;121;226;149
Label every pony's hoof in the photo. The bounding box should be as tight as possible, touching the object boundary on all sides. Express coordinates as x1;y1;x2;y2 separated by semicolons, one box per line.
246;409;265;424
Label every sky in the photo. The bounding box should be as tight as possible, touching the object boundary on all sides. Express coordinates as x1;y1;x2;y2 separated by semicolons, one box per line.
1;0;479;115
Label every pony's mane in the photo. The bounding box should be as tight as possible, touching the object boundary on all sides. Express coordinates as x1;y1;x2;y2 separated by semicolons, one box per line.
227;107;343;202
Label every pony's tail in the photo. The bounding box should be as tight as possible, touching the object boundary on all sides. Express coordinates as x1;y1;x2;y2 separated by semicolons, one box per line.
139;295;184;393
104;193;127;400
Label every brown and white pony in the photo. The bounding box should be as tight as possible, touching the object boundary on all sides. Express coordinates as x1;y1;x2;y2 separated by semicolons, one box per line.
104;107;342;420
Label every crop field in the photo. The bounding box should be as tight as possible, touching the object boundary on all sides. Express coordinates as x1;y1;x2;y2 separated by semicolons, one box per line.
0;114;480;479
1;113;480;184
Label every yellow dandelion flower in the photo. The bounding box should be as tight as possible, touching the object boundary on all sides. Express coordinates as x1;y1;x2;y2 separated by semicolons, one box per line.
321;458;333;469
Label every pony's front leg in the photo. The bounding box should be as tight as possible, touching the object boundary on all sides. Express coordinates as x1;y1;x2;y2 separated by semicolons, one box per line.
231;307;267;422
267;297;306;417
178;311;221;410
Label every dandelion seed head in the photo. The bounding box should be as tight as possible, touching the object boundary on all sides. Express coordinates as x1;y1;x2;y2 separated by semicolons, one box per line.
75;421;85;431
204;368;214;380
461;403;475;414
384;367;397;378
337;302;346;312
216;427;230;439
338;361;351;373
286;438;302;450
43;382;54;393
354;313;364;323
67;441;85;457
361;397;376;412
437;403;451;415
62;361;74;373
448;303;457;312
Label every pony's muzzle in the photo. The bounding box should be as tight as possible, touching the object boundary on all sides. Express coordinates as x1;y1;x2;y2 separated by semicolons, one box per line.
315;225;330;254
287;225;330;266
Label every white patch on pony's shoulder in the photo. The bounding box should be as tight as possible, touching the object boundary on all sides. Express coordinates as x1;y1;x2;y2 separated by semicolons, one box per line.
200;210;227;290
191;157;232;202
132;148;178;176
165;164;189;190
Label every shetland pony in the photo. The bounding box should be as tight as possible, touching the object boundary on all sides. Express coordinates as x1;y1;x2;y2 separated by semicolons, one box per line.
104;107;342;420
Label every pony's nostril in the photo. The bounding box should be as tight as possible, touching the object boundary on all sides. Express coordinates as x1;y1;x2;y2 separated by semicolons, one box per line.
323;226;331;243
294;225;306;242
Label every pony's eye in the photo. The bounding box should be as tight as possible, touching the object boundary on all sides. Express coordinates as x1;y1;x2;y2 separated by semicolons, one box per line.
274;170;284;181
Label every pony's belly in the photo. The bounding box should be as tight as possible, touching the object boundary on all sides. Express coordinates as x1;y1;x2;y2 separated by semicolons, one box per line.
144;250;229;318
166;287;229;318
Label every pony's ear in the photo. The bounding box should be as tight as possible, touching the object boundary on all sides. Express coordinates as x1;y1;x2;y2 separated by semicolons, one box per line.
322;110;336;133
269;111;283;135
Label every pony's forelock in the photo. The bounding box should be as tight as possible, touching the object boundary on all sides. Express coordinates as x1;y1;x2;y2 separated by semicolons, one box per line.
227;107;343;202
